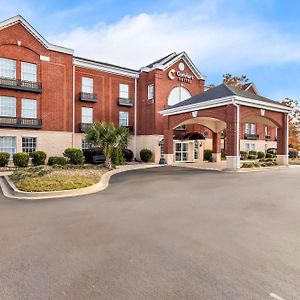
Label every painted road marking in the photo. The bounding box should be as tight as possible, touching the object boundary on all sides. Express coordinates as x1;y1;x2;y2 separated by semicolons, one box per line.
269;293;287;300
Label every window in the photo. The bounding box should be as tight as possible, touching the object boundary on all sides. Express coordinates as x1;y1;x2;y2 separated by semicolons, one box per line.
147;84;154;100
22;99;37;118
119;84;129;99
250;124;256;134
245;123;256;134
0;58;16;79
82;77;93;93
194;141;199;160
251;143;256;151
167;87;191;106
81;107;93;123
275;127;278;138
0;136;16;158
22;137;37;153
81;139;91;150
264;125;268;136
119;111;129;126
21;62;37;82
175;125;187;131
0;96;16;117
245;143;250;152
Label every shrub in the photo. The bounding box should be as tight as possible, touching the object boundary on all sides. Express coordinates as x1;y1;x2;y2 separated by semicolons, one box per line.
289;148;298;158
265;153;273;159
48;156;67;166
203;149;213;161
267;148;277;155
240;151;248;160
249;150;257;157
83;147;104;164
122;149;134;162
0;152;10;167
63;148;84;165
140;148;152;162
257;151;265;159
31;151;47;166
112;147;125;165
13;152;29;168
247;154;256;160
242;162;255;168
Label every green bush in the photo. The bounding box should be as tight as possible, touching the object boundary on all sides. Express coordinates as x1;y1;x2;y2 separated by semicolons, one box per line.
249;150;257;157
242;162;255;168
289;148;298;158
257;151;265;159
203;149;213;161
122;149;134;162
265;153;273;159
13;152;30;167
247;154;256;160
0;152;10;167
240;151;248;160
48;156;67;166
112;147;125;165
31;151;47;166
63;148;84;165
140;148;152;162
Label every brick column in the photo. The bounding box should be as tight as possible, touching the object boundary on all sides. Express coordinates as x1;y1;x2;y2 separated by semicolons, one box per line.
212;132;222;162
163;129;174;164
225;104;240;170
276;113;288;165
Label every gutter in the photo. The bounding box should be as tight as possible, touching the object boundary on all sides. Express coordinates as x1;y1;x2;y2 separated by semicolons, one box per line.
72;64;75;147
133;77;138;158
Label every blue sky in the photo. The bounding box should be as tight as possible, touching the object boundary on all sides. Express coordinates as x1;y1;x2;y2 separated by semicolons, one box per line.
1;0;300;101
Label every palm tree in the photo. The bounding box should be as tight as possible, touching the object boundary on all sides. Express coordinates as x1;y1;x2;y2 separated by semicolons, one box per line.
85;123;130;169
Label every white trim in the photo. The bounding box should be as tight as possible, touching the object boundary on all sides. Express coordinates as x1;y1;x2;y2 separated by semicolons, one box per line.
244;83;260;95
0;15;74;55
73;57;139;79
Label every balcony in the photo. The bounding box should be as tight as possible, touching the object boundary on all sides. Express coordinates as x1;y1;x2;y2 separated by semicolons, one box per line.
80;123;92;132
265;135;271;141
0;117;42;129
118;97;134;107
244;133;259;140
0;77;42;93
80;92;97;102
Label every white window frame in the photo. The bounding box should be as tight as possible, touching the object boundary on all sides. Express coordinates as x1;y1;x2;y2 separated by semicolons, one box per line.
21;62;37;82
119;84;129;99
22;99;37;119
251;143;256;151
81;139;91;150
81;107;93;124
22;137;37;153
147;84;154;100
82;77;94;93
0;58;16;79
119;111;129;127
0;136;16;158
245;142;250;152
264;125;268;136
0;96;16;117
250;124;256;134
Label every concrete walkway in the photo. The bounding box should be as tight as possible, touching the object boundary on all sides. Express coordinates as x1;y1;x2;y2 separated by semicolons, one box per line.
170;160;227;171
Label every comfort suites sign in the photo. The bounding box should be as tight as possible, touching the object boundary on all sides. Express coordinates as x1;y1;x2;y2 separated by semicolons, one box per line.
168;62;194;83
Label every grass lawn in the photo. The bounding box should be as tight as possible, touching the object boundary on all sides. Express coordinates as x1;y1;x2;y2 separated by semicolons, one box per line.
9;165;108;192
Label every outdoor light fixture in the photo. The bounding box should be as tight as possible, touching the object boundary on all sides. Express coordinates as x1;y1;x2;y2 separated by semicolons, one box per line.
261;109;266;116
192;111;198;118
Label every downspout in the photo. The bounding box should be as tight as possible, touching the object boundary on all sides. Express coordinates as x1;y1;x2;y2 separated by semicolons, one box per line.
72;64;75;147
133;76;138;159
232;98;240;169
286;113;289;166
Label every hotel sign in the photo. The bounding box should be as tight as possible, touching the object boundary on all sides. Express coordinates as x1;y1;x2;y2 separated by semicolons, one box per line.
168;62;194;83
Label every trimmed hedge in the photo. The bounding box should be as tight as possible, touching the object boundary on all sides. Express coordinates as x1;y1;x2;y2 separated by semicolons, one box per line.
0;152;10;167
13;152;29;167
248;150;257;157
31;151;47;166
240;151;248;160
257;151;265;159
203;149;213;161
140;148;152;162
265;153;274;159
48;156;67;166
289;148;298;158
122;149;134;162
63;148;84;165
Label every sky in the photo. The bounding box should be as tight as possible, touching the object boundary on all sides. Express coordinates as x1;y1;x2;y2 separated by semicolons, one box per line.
1;0;300;101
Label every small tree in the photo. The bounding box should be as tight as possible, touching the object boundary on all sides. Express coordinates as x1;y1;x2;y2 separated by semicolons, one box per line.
85;123;130;169
223;73;249;89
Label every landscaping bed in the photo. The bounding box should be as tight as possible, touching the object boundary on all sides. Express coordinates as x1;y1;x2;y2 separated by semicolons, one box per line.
9;165;108;192
289;158;300;165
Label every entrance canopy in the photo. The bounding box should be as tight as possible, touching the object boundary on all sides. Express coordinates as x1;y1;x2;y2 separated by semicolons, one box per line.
160;84;292;170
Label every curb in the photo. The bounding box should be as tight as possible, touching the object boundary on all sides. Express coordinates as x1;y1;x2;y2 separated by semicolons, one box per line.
0;164;162;200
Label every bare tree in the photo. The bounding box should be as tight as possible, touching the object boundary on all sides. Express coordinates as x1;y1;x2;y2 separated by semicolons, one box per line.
223;73;249;89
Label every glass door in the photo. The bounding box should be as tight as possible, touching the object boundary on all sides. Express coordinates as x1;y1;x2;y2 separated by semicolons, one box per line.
175;142;189;162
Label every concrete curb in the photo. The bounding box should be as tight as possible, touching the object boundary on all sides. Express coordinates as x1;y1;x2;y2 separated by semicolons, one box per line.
0;164;162;200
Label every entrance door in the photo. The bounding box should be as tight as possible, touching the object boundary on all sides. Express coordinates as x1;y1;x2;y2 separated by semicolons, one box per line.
175;142;189;162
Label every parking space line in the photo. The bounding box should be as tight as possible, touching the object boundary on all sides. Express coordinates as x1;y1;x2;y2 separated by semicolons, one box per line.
269;293;286;300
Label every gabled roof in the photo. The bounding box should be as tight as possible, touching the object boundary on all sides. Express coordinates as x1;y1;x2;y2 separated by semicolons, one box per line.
241;82;260;95
0;15;74;55
161;84;291;115
141;51;206;80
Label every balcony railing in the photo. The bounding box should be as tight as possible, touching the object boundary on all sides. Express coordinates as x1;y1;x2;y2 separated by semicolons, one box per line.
80;92;97;102
80;123;92;132
265;135;271;141
0;77;42;93
118;97;134;107
0;117;42;129
244;133;259;140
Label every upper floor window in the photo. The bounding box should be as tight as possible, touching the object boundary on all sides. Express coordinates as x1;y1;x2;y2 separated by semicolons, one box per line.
22;99;37;119
119;111;129;126
0;58;16;79
0;96;16;117
245;123;256;134
82;77;93;93
148;84;154;100
119;84;129;99
21;62;37;82
81;107;93;124
168;87;191;106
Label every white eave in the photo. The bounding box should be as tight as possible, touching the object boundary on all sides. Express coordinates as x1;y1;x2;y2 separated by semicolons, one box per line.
73;57;140;78
160;96;292;116
0;15;74;55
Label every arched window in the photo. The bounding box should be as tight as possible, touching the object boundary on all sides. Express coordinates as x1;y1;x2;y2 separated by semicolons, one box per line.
168;87;192;106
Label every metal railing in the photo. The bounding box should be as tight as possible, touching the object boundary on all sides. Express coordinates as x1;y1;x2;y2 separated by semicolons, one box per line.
244;133;259;140
80;92;97;102
0;77;42;92
118;97;134;107
0;116;42;128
